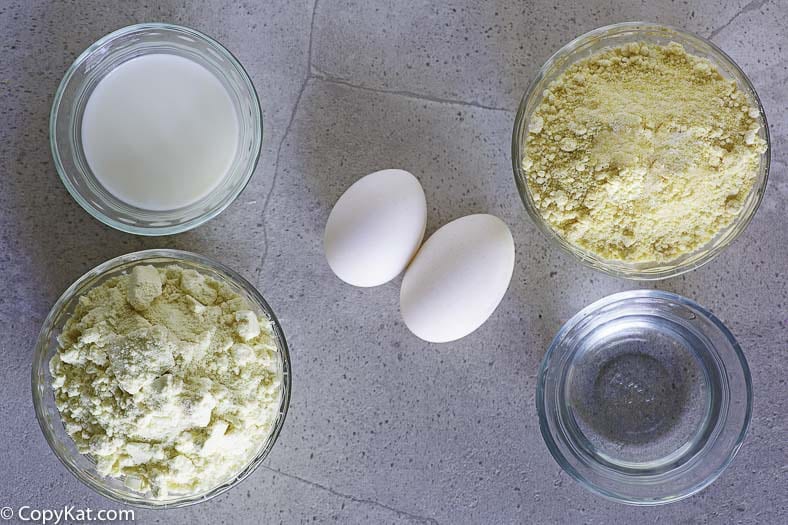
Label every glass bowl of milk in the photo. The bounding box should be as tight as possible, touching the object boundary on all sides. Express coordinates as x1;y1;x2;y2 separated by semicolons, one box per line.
50;23;262;235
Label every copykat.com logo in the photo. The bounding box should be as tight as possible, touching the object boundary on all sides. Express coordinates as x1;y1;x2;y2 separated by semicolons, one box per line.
0;505;135;524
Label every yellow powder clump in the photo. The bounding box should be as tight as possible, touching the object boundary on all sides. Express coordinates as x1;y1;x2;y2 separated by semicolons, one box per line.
523;41;766;262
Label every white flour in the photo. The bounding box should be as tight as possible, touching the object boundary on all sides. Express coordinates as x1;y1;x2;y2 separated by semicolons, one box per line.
50;264;282;497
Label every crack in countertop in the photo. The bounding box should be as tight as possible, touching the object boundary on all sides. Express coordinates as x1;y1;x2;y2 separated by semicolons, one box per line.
311;66;514;113
708;0;771;40
256;0;320;283
262;466;440;524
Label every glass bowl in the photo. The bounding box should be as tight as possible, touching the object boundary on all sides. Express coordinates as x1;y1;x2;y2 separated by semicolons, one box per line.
512;22;770;280
50;23;262;236
31;250;291;508
536;290;752;505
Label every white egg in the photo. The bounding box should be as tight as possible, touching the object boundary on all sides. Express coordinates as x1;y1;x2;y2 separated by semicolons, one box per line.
324;169;427;287
400;214;515;343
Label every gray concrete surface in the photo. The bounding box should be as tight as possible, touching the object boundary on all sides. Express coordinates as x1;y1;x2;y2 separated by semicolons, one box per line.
1;0;786;523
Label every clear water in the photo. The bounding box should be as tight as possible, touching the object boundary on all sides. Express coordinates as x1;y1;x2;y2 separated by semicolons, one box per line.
565;315;714;467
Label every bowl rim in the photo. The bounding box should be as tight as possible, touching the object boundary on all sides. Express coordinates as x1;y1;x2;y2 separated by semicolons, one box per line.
49;22;263;236
31;249;291;508
535;289;753;505
511;21;772;280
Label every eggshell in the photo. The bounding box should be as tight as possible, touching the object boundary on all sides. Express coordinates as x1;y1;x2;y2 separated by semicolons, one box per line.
400;214;515;343
324;169;427;287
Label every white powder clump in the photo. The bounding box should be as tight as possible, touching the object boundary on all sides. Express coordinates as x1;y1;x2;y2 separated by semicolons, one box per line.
127;265;162;311
50;264;282;498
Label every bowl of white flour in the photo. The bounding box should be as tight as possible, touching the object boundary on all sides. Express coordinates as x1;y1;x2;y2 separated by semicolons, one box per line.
32;250;291;507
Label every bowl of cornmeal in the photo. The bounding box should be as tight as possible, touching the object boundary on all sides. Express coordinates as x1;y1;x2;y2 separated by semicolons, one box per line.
513;22;770;279
32;250;291;507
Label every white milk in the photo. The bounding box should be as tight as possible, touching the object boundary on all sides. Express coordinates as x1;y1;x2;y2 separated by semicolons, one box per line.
81;54;240;211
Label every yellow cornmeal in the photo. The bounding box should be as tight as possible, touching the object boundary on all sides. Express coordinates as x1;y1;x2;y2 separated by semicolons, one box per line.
523;41;766;262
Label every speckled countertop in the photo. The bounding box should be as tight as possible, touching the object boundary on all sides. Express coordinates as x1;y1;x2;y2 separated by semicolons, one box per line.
1;1;786;524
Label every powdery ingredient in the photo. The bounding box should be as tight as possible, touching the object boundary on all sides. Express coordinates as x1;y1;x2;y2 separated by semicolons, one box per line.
50;264;282;498
524;42;766;262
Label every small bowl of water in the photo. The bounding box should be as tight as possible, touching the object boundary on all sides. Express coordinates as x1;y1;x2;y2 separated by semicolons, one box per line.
537;290;752;505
